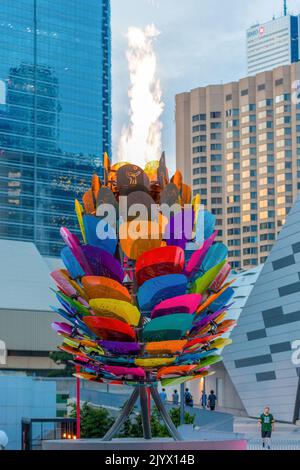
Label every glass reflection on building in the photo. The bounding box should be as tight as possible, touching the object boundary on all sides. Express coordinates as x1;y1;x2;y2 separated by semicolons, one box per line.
0;0;111;256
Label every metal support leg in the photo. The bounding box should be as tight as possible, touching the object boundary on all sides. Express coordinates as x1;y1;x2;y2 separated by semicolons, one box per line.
102;387;139;441
139;385;151;440
180;383;185;425
150;386;183;441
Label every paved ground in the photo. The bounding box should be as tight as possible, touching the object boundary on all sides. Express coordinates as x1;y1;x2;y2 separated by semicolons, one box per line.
234;416;300;439
233;416;300;449
74;389;300;449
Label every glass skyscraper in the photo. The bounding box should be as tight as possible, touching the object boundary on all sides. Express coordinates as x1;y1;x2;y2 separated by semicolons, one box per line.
0;0;111;256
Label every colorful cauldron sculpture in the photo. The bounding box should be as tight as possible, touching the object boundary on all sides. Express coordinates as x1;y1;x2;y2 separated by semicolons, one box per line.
50;152;237;441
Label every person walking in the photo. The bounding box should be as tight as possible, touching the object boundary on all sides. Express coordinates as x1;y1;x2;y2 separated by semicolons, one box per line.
258;407;275;450
172;389;179;405
208;390;217;411
201;390;207;409
184;388;194;407
159;388;167;402
184;388;192;406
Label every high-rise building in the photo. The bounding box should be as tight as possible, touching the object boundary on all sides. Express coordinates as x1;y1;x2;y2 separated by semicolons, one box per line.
247;12;300;75
0;0;111;256
176;62;300;270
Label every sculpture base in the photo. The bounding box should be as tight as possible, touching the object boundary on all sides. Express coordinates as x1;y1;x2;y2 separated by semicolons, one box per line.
102;384;182;441
42;438;247;451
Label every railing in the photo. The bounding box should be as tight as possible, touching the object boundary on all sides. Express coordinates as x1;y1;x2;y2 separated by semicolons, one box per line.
248;439;300;450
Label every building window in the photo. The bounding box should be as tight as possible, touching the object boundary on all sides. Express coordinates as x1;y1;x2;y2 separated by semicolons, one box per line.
211;122;222;129
192;114;206;122
231;261;241;268
258;99;273;108
275;93;291;103
8;350;51;357
193;178;207;185
226;109;239;117
257;84;266;91
260;233;275;241
226;94;232;101
228;218;240;225
192;124;206;132
228;250;241;257
228;207;240;214
243;225;257;233
227;195;240;204
211;133;222;140
242;103;256;112
243;248;258;255
193;167;207;175
228;239;241;246
228;228;240;235
211;144;222;151
193;189;207;197
211;176;222;183
212;208;222;215
211;154;222;161
244;259;258;266
260;245;273;253
211;165;222;172
193;156;206;164
241;89;248;96
226;119;239;128
192;135;206;143
211;187;222;194
211;111;221;119
199;188;207;195
243;237;257;244
212;197;222;204
193;146;206;153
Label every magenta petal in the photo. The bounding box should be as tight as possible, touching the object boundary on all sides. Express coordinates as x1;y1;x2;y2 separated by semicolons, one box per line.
184;231;218;278
151;294;202;319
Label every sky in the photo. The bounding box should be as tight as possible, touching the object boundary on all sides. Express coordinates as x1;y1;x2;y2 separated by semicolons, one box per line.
111;0;300;170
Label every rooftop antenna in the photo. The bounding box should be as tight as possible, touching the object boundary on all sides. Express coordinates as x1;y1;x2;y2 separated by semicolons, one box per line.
284;0;287;16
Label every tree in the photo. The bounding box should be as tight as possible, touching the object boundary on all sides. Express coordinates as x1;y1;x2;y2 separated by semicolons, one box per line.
168;407;195;428
117;406;195;438
69;402;195;439
69;402;114;438
48;351;75;377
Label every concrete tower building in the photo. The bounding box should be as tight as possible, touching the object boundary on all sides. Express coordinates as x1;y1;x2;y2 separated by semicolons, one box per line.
176;62;300;270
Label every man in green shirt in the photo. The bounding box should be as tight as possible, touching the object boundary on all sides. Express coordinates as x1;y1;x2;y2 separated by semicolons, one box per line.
258;407;275;450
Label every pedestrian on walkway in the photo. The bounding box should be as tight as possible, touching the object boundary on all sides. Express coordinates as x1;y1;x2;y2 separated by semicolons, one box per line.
159;388;167;402
200;390;207;409
208;390;217;411
258;407;275;450
172;389;179;405
184;388;193;407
